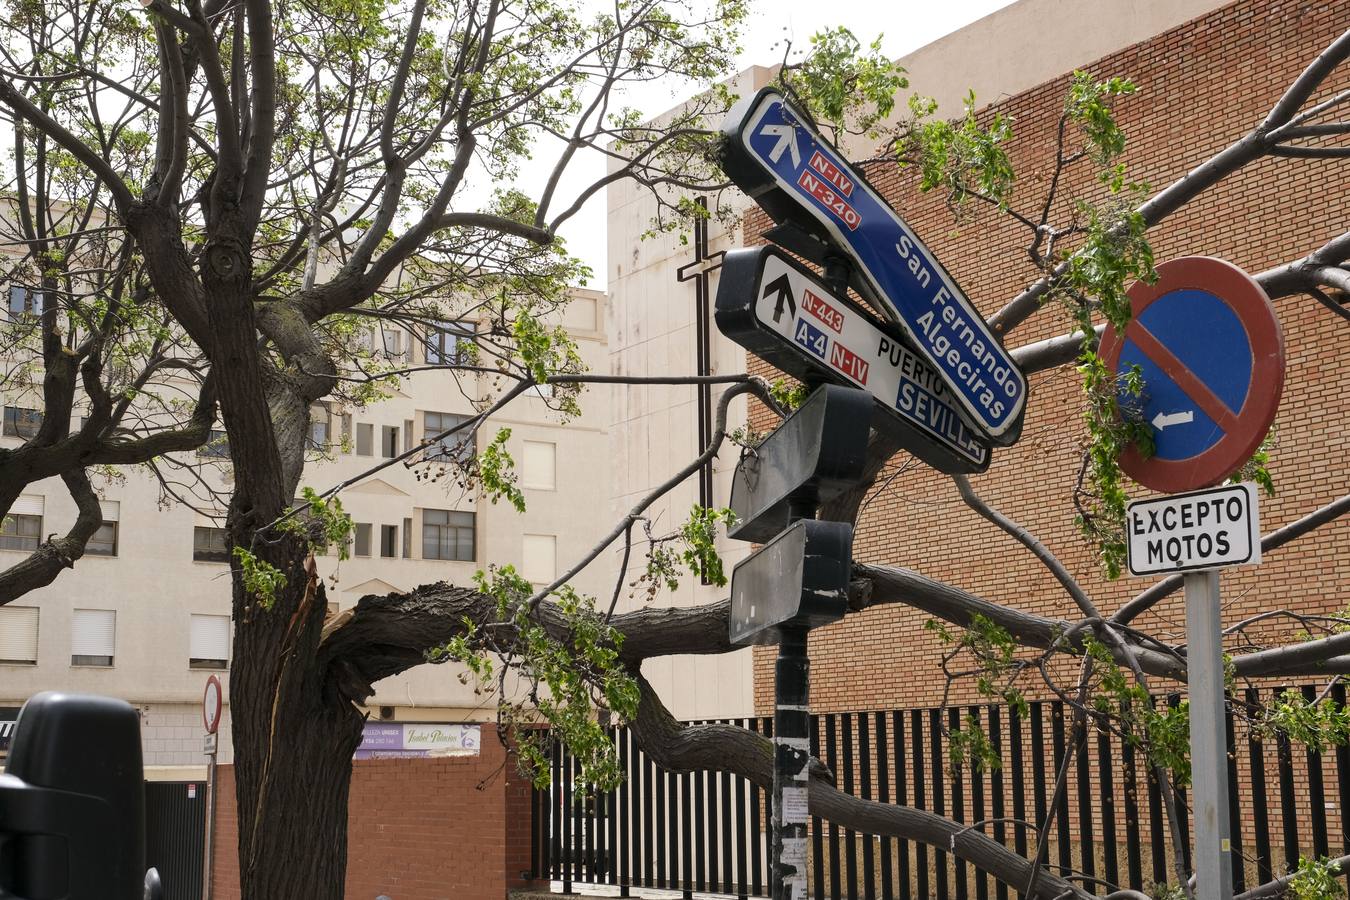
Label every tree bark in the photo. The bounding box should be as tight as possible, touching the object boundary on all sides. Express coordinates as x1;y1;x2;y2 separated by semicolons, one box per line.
231;548;365;900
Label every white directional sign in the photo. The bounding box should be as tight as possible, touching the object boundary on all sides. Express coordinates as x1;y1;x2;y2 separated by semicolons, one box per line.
1126;482;1262;577
720;88;1027;445
715;246;991;474
756;253;989;468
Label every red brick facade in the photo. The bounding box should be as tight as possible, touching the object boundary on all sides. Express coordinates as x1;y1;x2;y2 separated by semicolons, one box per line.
209;726;542;900
747;0;1350;716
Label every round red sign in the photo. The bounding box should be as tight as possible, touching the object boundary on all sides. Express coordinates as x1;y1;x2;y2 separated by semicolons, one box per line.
202;674;223;734
1100;257;1285;493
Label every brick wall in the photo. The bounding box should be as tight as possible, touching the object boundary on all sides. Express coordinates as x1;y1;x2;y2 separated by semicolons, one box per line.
210;726;542;900
746;0;1350;716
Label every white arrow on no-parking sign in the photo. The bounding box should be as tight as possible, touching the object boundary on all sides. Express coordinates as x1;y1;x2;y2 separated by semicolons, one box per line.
1151;410;1195;430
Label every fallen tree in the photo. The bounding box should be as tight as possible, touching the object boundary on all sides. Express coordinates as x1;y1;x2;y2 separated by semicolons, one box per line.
3;1;1350;896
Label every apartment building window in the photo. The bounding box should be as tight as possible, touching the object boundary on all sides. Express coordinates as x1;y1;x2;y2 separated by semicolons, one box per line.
380;524;397;558
88;523;118;557
7;286;44;318
1;495;43;552
71;608;115;667
84;501;120;557
356;326;406;362
193;526;230;562
356;423;374;456
522;440;556;490
402;517;412;557
189;614;230;670
423;412;473;464
423;321;475;365
382;328;405;362
197;428;230;459
0;606;38;665
381;425;399;458
522;534;557;585
421;510;474;561
353;523;372;557
3;406;43;440
308;403;332;449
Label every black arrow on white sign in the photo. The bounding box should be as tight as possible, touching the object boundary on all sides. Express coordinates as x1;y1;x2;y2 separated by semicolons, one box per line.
764;273;795;323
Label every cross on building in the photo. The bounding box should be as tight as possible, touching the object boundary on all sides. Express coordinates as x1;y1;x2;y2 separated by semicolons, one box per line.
675;196;725;513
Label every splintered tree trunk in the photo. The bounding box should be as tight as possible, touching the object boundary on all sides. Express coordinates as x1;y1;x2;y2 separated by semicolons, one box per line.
229;537;365;900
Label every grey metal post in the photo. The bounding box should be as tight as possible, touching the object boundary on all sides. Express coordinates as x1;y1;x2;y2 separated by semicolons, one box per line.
203;738;218;900
1185;570;1232;900
772;626;811;900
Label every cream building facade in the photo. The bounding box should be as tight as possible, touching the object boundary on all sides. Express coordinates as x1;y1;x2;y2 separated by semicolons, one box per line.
0;287;608;769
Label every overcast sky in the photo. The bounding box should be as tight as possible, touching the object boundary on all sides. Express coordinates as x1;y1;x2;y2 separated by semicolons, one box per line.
518;0;1019;287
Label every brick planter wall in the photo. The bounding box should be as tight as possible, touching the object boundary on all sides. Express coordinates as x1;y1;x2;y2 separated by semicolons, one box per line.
210;725;543;900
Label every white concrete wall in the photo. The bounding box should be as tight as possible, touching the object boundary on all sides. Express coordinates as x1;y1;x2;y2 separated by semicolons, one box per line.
897;0;1230;116
605;66;775;721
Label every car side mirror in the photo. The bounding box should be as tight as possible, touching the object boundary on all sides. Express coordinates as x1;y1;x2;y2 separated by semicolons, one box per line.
0;692;160;900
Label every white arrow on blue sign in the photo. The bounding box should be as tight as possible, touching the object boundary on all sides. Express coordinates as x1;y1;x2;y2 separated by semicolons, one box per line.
720;88;1027;445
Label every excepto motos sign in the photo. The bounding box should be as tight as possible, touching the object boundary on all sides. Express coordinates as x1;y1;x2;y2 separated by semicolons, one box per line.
1126;482;1262;577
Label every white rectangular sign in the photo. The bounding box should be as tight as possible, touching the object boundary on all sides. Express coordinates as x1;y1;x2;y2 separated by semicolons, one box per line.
401;723;480;755
753;253;989;468
1126;482;1261;577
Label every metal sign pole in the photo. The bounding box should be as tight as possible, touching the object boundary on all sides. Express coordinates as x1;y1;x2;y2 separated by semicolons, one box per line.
203;738;218;900
1184;569;1233;900
201;675;222;900
772;626;811;900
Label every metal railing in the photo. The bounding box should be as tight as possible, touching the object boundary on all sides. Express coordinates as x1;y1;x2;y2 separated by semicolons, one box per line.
531;684;1350;898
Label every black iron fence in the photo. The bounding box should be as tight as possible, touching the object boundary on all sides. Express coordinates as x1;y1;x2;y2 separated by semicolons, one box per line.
530;685;1350;898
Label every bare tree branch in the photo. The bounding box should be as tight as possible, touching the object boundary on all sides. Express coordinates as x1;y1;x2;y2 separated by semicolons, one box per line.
0;470;103;604
988;27;1350;338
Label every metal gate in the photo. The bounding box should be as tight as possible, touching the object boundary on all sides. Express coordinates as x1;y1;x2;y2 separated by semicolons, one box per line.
145;781;206;900
533;686;1350;898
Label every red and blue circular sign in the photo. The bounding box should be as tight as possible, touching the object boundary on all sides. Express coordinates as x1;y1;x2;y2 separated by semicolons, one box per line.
1101;257;1285;494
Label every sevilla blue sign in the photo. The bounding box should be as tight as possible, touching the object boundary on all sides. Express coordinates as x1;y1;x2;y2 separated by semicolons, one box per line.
720;88;1026;445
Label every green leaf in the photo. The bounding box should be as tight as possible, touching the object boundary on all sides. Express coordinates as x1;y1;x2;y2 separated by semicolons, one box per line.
781;28;908;138
480;428;526;512
900;90;1015;215
233;547;287;611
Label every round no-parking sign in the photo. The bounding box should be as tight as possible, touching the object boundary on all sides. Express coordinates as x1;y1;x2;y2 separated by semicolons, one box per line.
1101;257;1285;494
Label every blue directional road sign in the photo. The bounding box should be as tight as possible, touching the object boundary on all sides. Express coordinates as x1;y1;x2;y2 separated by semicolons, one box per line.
720;88;1026;445
1101;257;1285;494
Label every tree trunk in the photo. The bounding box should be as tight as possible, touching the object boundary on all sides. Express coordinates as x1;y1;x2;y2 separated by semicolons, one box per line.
193;225;361;896
229;537;365;900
